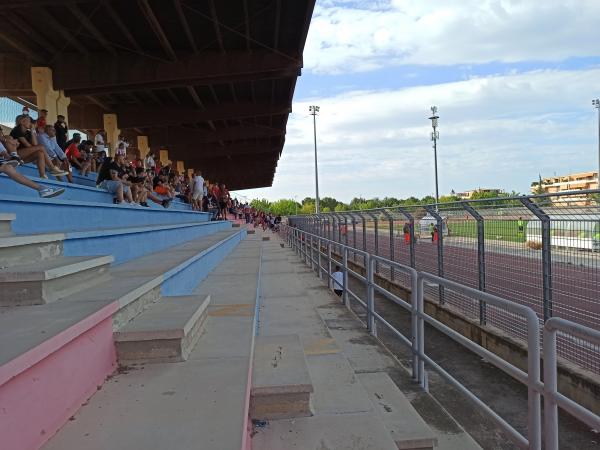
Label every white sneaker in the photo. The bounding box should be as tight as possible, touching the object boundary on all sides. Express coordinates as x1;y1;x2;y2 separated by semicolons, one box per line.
38;187;65;198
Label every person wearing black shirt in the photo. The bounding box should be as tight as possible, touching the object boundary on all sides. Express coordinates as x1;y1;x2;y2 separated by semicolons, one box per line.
9;114;67;179
54;115;68;150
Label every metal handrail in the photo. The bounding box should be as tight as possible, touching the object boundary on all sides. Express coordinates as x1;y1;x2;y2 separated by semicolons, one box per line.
280;223;600;450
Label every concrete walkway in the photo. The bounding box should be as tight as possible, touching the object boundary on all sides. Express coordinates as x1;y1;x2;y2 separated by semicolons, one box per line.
252;232;480;449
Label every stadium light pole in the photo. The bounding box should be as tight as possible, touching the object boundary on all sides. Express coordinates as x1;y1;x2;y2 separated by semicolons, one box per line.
428;106;440;208
309;105;320;214
593;99;600;188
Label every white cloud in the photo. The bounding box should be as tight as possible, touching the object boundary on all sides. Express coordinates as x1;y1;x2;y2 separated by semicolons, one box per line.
235;67;599;202
304;0;600;74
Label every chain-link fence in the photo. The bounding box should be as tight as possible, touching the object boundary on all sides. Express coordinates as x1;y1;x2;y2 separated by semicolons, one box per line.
288;190;600;375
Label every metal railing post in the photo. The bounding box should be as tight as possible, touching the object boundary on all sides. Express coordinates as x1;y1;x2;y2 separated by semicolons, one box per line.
366;254;376;335
310;234;314;271
425;205;445;304
380;209;395;280
327;241;332;289
318;236;323;279
462;202;487;325
351;213;357;261
520;197;553;321
416;274;426;390
342;247;348;306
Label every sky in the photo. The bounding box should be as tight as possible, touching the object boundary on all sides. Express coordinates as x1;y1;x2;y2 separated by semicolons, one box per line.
233;0;600;203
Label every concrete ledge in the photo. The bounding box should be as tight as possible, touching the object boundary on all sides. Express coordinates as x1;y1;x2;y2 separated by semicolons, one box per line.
358;372;438;450
115;295;210;364
251;334;313;419
262;236;270;241
247;229;255;234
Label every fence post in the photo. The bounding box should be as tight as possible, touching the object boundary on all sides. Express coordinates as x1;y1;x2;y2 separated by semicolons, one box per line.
309;235;314;271
351;214;357;261
520;198;553;321
397;207;416;269
380;209;395;281
367;212;379;274
462;202;487;325
327;241;332;289
360;213;367;268
367;254;377;336
425;205;445;304
318;236;323;279
344;215;349;246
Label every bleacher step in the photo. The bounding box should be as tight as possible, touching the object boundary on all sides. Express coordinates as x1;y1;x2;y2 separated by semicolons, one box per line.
251;334;313;420
0;212;15;237
0;255;113;306
357;372;438;450
114;295;210;364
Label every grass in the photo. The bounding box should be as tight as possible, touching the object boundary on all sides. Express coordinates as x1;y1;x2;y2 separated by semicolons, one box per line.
448;220;527;243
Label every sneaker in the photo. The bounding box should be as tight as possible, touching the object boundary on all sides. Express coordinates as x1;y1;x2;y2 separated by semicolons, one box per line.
140;202;150;207
9;153;23;165
50;167;68;176
38;187;65;198
162;199;171;209
0;157;19;168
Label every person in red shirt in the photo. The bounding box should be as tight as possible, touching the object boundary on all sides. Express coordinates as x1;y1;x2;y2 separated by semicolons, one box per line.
36;109;47;129
65;134;91;176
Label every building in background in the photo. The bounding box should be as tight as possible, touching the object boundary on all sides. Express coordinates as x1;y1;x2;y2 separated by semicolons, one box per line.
531;171;599;205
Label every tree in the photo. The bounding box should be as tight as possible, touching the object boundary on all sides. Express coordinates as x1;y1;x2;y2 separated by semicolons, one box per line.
270;199;300;216
300;201;315;215
320;196;339;211
251;199;271;212
335;203;350;212
322;206;332;212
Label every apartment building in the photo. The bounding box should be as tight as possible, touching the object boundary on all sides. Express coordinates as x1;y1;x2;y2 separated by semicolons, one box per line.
531;171;599;205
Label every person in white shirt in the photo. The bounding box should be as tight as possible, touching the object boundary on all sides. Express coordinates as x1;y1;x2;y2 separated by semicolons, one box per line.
332;266;344;297
192;170;205;211
94;130;105;154
145;151;156;170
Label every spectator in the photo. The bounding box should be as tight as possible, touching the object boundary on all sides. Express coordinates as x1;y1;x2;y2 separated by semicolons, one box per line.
54;115;68;149
332;266;344;297
65;134;92;176
191;170;205;211
219;183;230;220
94;129;106;154
0;135;64;198
116;135;129;156
9;115;67;179
115;141;127;156
36;109;48;129
38;125;73;183
96;154;133;204
144;151;156;171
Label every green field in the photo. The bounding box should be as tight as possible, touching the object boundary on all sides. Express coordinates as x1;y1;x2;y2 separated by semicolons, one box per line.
448;220;527;243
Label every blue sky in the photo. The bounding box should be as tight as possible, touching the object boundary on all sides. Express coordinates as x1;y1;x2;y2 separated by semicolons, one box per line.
234;0;600;203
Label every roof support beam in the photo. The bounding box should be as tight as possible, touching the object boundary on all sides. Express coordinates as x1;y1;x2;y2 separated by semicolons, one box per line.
54;51;301;96
38;8;89;56
118;102;289;128
70;4;116;54
209;0;225;53
138;0;177;61
173;0;197;53
102;0;143;53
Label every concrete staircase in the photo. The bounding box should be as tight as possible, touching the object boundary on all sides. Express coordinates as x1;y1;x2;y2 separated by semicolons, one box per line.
0;193;245;450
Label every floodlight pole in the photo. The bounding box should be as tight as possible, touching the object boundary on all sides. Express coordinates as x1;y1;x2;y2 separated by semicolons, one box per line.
594;99;600;188
310;105;320;214
428;106;440;210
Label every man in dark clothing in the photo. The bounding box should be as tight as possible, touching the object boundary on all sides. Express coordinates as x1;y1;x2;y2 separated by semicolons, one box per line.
54;115;68;150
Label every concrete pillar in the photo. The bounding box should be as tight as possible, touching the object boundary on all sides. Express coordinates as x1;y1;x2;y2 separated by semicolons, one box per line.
56;90;71;123
103;114;120;157
31;67;59;124
176;161;185;174
137;135;150;157
159;149;169;165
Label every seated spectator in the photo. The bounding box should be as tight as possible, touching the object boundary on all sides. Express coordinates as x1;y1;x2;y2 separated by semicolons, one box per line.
9;115;67;179
96;155;132;204
115;141;127;157
54;115;68;150
95;150;107;169
66;134;92;176
37;125;73;183
0;135;64;198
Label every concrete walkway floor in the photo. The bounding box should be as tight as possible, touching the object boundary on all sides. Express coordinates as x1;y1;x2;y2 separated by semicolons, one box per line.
251;232;480;449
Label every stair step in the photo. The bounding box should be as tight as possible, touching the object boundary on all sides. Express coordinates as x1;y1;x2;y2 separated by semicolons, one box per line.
114;295;210;364
0;255;113;306
0;212;15;237
0;220;232;266
357;372;438;450
251;334;313;420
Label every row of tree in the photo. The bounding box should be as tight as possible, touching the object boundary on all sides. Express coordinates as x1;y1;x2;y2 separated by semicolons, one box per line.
250;190;522;216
